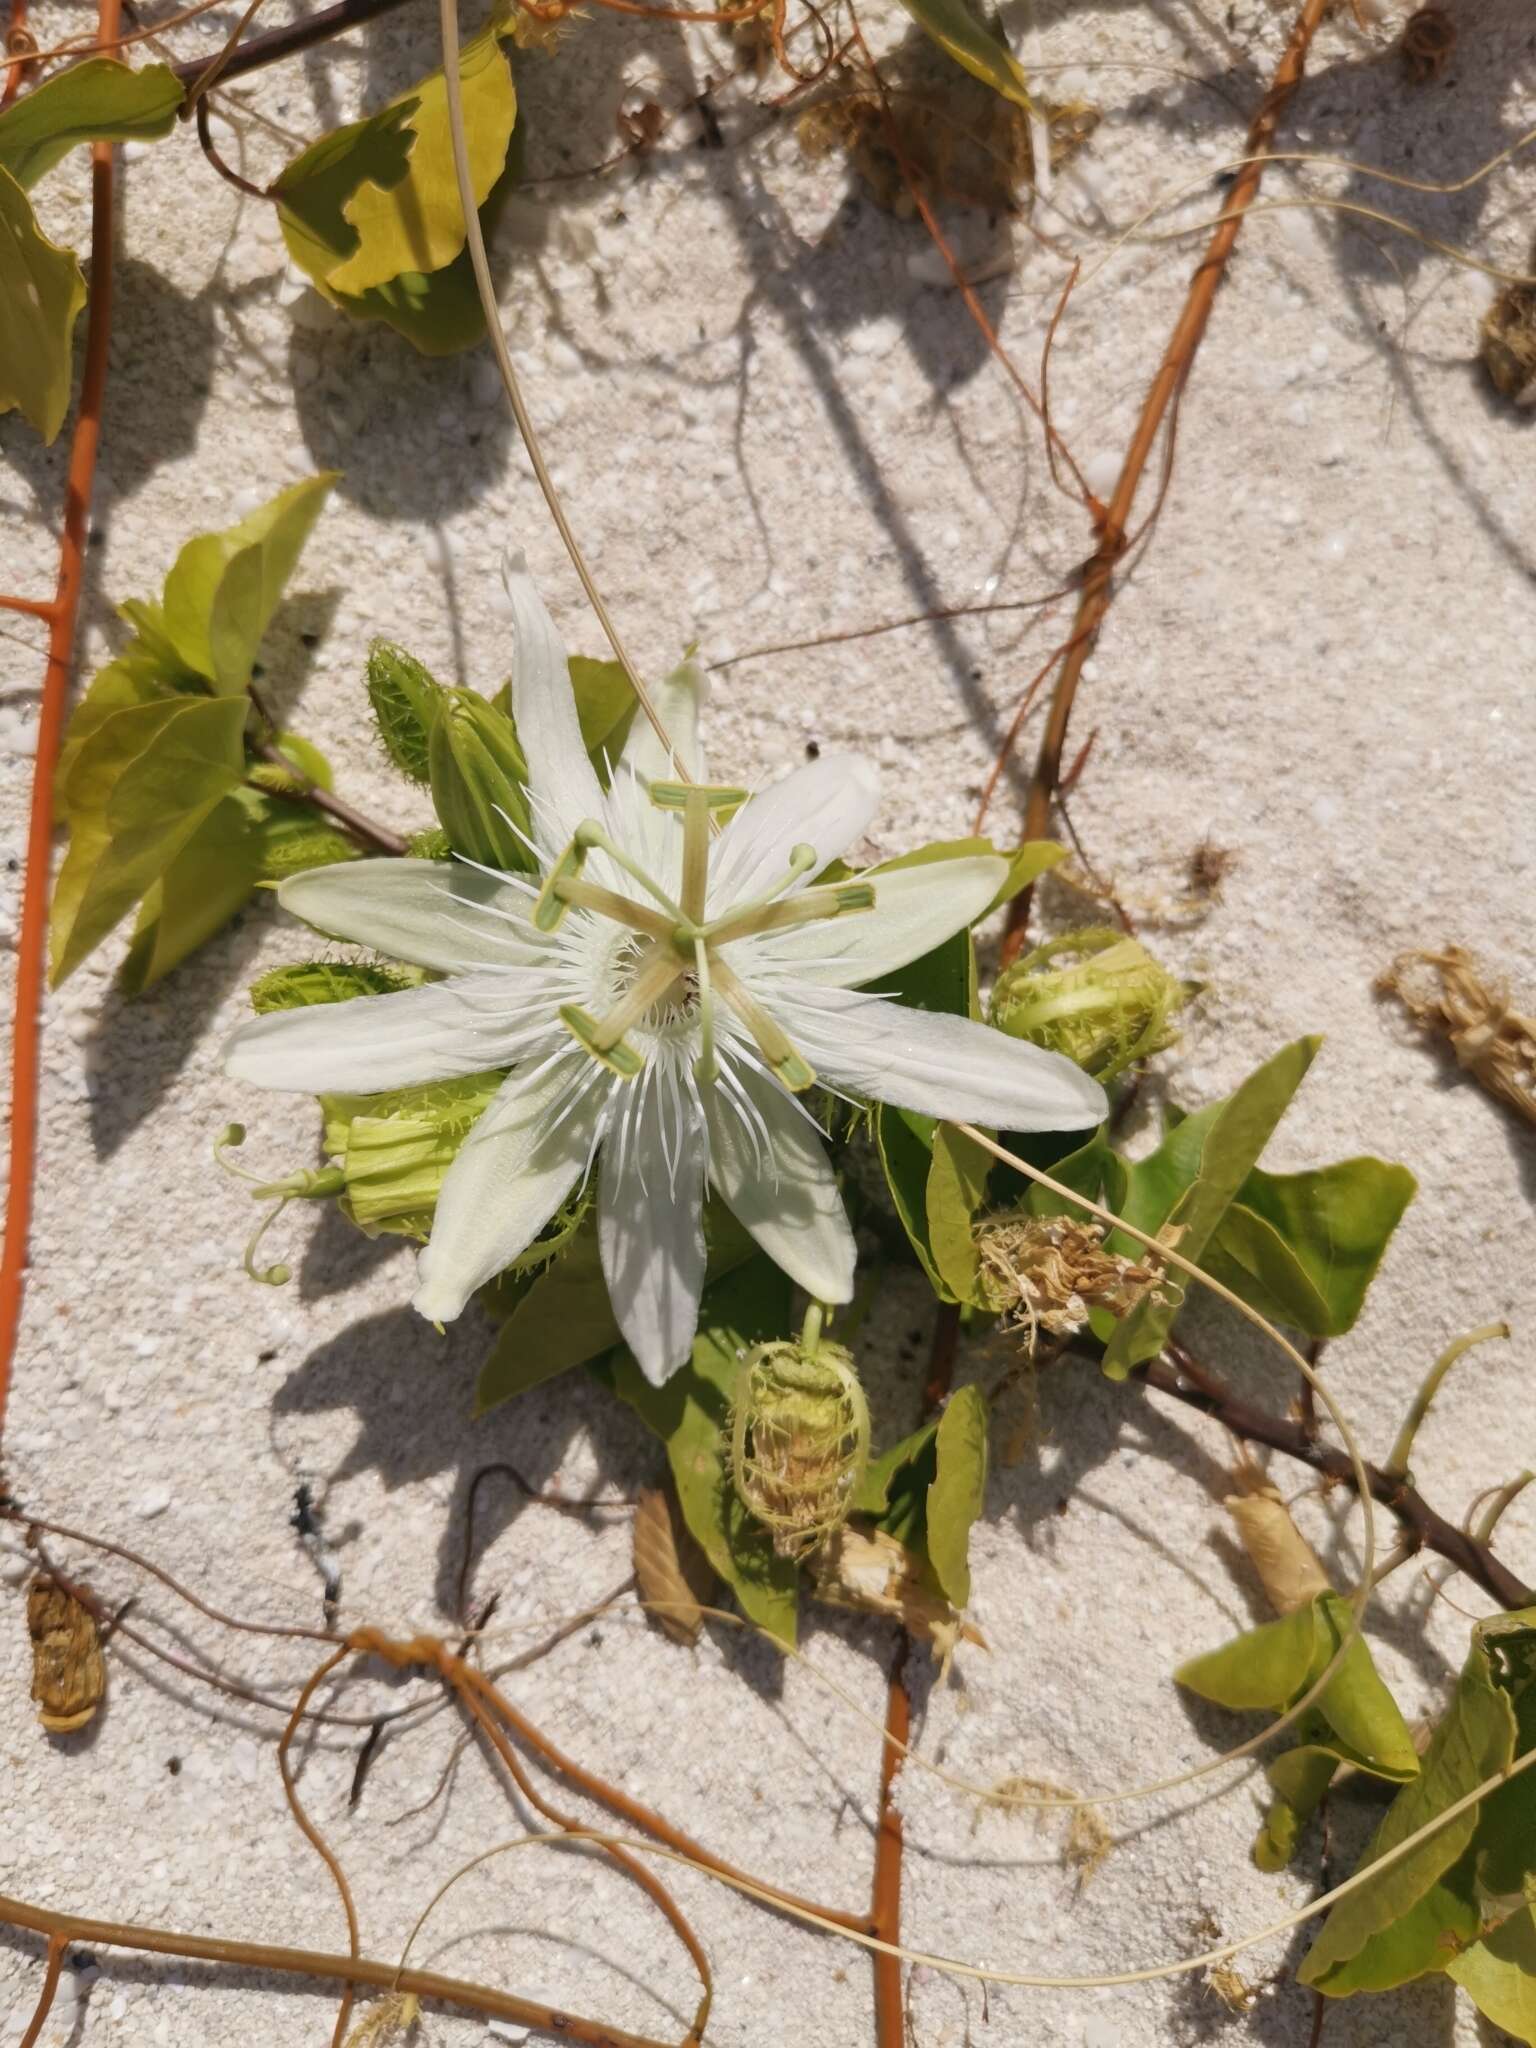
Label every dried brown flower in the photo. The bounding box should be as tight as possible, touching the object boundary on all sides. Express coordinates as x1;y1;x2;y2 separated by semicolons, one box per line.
27;1575;106;1734
976;1214;1163;1348
1399;6;1456;85
1378;945;1536;1127
1480;278;1536;409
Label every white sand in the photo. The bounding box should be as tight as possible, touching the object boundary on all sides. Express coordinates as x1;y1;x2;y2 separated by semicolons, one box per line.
3;0;1534;2042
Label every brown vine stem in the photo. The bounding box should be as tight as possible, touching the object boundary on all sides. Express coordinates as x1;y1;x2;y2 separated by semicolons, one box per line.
167;0;413;86
870;1297;962;2046
1142;1344;1534;1611
1002;0;1332;961
252;742;410;855
0;0;120;1457
0;1892;671;2047
17;1935;64;2048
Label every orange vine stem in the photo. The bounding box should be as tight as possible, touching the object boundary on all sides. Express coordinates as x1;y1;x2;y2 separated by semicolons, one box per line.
0;0;122;1456
1001;0;1332;960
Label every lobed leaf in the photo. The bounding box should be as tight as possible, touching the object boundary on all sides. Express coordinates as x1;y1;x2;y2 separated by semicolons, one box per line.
273;25;518;355
1203;1154;1417;1338
1302;1606;1536;1996
119;792;265;995
161;475;337;694
0;163;86;442
50;695;250;983
1099;1037;1320;1378
0;56;181;190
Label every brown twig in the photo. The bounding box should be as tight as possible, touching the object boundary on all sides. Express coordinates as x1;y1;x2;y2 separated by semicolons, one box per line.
871;1641;910;2048
1002;0;1333;960
17;1935;65;2048
168;0;414;86
252;743;409;856
1141;1348;1534;1611
0;1891;674;2047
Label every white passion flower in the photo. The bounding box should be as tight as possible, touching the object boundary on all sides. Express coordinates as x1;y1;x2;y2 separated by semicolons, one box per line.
224;557;1106;1384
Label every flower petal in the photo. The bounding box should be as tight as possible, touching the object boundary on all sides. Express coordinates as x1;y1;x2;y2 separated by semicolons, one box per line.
708;753;880;916
502;550;607;849
277;859;545;975
789;986;1108;1130
224;977;538;1094
706;1060;855;1303
599;1071;707;1385
755;855;1008;987
413;1060;593;1322
619;653;706;786
608;655;706;892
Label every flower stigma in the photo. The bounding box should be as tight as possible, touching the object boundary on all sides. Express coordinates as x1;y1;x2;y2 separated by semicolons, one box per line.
547;781;876;1094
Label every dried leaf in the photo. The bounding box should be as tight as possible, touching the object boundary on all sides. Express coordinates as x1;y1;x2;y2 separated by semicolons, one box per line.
1379;946;1536;1126
814;1525;987;1676
27;1576;105;1734
1226;1481;1330;1617
632;1484;716;1645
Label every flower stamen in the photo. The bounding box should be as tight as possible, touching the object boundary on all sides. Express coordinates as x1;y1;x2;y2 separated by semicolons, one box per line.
560;948;685;1079
709;954;817;1092
649;781;748;923
706;877;875;948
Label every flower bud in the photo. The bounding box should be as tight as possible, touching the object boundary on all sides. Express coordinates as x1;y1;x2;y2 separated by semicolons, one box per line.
730;1339;869;1558
321;1073;502;1238
427;688;535;871
366;640;445;784
990;927;1190;1084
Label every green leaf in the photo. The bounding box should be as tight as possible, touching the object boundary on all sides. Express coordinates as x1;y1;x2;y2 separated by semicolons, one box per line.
273;24;518;355
161;475;337;693
1448;1906;1536;2043
894;0;1032;109
475;1206;758;1415
1099;1037;1320;1378
598;1256;801;1643
50;694;250;983
926;1121;992;1307
850;1387;987;1607
0;162;85;442
876;1106;946;1292
925;1384;988;1607
1177;1592;1418;1776
569;655;637;768
1202;1155;1417;1338
1302;1606;1536;1996
0;57;181;190
119;792;263;994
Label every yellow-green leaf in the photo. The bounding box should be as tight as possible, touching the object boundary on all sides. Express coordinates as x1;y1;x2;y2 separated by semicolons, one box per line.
119;792;264;994
894;0;1031;110
0;56;181;190
926;1383;988;1608
273;24;518;355
161;475;337;693
0;162;85;441
330;23;514;293
1100;1037;1320;1378
1448;1906;1536;2044
926;1121;992;1306
50;694;250;982
1302;1606;1536;1996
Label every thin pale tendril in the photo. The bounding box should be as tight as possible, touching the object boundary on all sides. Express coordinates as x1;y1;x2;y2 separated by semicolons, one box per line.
435;0;686;779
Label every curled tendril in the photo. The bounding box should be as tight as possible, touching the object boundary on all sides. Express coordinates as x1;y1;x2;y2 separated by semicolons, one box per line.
214;1124;344;1287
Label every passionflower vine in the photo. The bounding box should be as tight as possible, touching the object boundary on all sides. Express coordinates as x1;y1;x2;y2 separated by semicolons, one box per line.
224;556;1106;1382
